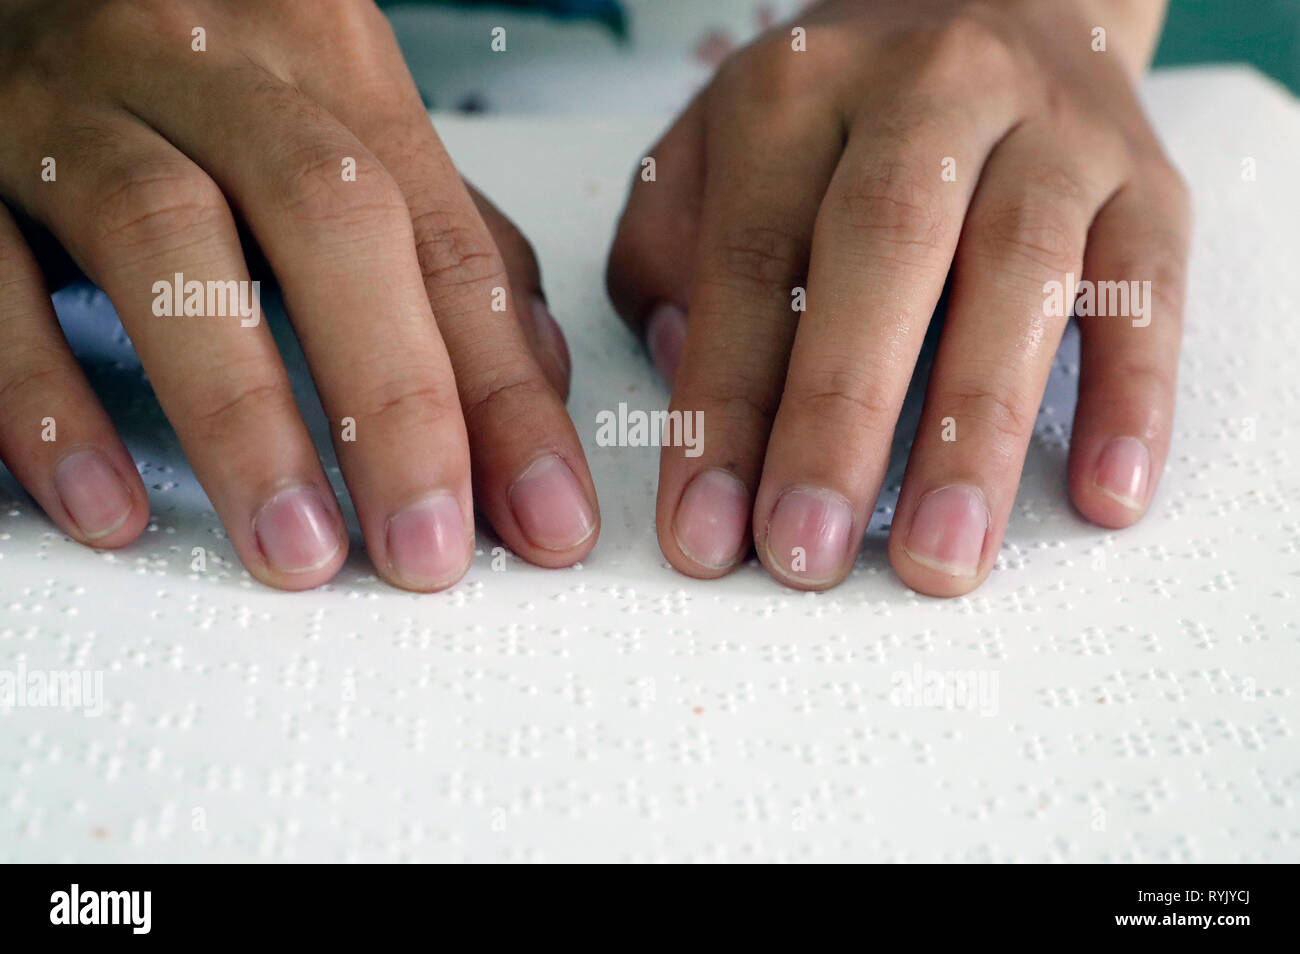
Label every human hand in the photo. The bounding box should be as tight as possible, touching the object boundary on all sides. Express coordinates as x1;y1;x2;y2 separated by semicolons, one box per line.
607;0;1188;595
0;0;598;591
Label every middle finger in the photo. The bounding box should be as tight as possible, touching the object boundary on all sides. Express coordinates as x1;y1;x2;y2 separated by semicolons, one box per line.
114;56;478;591
753;90;1020;589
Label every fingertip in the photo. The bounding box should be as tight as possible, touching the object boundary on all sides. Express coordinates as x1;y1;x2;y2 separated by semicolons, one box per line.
755;485;857;591
1069;435;1154;529
889;483;993;598
248;483;350;591
506;453;600;566
52;446;150;550
888;536;991;599
665;467;751;578
382;491;475;593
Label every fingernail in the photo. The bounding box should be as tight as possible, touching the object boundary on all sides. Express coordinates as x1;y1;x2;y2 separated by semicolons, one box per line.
53;448;133;539
1093;436;1150;509
904;484;989;577
765;486;854;583
386;492;471;589
509;454;595;551
531;297;571;381
252;485;342;574
673;468;750;569
645;302;686;385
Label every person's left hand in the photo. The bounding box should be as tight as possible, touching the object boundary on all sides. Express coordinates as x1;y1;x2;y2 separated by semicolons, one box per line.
606;0;1189;596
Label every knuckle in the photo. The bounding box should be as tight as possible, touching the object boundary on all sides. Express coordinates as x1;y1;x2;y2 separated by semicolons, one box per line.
1140;156;1193;219
710;222;807;291
1145;257;1188;319
1124;255;1187;322
692;371;780;430
411;208;505;291
187;378;291;440
461;373;553;431
1102;233;1188;306
279;150;408;230
69;0;201;71
307;0;386;34
786;367;895;425
905;14;1019;88
277;0;397;83
716;34;819;103
92;160;227;252
834;161;951;255
944;382;1035;442
0;356;64;418
932;14;1008;59
356;376;461;428
97;0;192;37
1107;359;1174;402
1023;160;1092;207
971;196;1080;274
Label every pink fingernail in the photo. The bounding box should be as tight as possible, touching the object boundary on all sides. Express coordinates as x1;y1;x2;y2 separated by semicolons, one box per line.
904;484;989;577
765;486;854;583
508;454;595;551
531;297;571;381
386;492;471;589
1093;436;1150;509
53;448;133;539
645;302;687;385
252;485;341;574
673;468;750;569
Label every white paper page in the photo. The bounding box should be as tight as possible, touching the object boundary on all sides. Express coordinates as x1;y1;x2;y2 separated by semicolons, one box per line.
1;68;1296;862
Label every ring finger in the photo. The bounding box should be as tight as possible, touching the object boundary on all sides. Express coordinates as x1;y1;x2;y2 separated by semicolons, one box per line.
889;121;1129;595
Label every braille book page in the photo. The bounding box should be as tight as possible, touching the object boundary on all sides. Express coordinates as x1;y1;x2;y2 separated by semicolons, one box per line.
1;68;1296;862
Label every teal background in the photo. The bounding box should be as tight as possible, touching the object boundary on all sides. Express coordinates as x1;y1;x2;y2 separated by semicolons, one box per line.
385;0;1300;97
1157;0;1300;93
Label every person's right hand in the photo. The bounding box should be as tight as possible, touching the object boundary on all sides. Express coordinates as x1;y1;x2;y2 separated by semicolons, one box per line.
0;0;599;591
